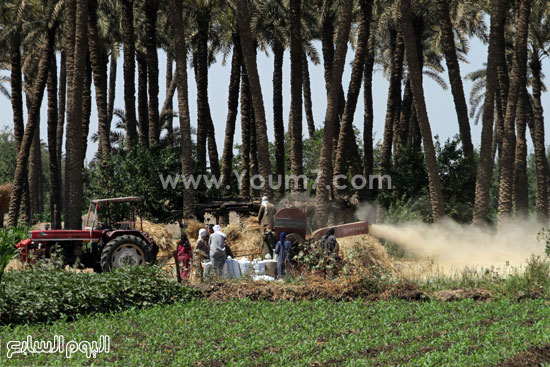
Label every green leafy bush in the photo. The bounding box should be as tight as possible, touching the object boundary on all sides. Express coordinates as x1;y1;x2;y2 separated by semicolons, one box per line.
0;227;29;287
292;241;344;279
0;266;201;325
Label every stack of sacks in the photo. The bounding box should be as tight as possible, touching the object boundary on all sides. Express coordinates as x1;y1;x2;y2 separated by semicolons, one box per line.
222;257;242;278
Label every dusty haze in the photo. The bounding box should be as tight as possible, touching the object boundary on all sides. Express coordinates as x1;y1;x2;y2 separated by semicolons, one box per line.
368;219;546;271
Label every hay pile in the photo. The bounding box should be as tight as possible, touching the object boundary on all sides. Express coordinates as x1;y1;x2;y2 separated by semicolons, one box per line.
185;219;207;241
139;219;177;251
338;234;395;270
223;217;262;258
0;183;12;225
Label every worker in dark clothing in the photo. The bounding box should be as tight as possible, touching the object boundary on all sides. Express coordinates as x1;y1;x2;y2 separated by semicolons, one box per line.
274;232;292;279
262;224;277;259
320;228;339;256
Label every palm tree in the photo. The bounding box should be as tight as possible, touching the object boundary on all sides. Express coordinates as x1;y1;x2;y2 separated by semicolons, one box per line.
400;0;445;222
314;0;354;226
120;0;138;148
380;22;404;177
47;53;61;229
528;3;550;222
253;0;287;198
472;0;506;225
7;6;58;226
136;47;149;144
144;0;160;147
88;0;111;157
240;63;252;199
334;0;373;195
64;0;89;229
172;0;194;218
220;32;241;190
234;0;273;197
497;0;531;223
363;30;375;201
513;92;529;217
289;0;303;192
437;0;476;204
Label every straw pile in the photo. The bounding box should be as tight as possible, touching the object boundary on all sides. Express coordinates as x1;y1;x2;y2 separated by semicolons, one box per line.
0;183;12;224
223;217;262;258
185;219;207;241
140;219;177;251
338;234;395;270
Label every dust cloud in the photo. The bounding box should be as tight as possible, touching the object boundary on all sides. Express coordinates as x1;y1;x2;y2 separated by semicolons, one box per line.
369;219;546;271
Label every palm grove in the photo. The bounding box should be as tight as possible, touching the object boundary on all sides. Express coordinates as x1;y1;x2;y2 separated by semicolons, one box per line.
0;0;548;230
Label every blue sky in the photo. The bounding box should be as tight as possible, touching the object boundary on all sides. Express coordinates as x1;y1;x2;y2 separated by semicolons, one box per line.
1;36;549;163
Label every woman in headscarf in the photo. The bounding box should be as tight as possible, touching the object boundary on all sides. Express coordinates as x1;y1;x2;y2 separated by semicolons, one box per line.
177;232;192;279
209;225;227;276
274;232;292;279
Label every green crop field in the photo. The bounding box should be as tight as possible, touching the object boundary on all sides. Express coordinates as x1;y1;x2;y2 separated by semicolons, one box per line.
0;299;549;366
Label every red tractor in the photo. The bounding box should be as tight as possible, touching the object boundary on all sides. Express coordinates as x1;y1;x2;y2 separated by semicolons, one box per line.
16;197;159;272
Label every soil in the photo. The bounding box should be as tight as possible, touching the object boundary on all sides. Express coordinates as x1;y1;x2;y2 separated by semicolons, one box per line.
194;278;429;302
433;288;492;302
498;345;550;367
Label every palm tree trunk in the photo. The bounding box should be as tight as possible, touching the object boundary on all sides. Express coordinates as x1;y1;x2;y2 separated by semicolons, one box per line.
363;32;375;201
529;56;548;222
9;30;24;153
315;0;354;226
395;78;412;156
88;0;110;157
381;27;404;176
221;36;241;189
165;54;174;140
47;54;61;229
472;0;506;225
145;2;160;147
65;0;88;229
273;42;285;198
107;51;116;125
497;0;531;223
29;121;41;222
249;113;259;197
120;0;138;148
137;50;149;145
160;77;177;133
513;92;528;217
56;51;66;219
207;117;220;177
172;0;194;218
334;0;372;194
235;0;273;197
81;54;92;165
438;0;476;193
302;51;315;136
400;0;445;222
194;15;210;173
7;25;56;227
289;0;303;192
240;64;252;199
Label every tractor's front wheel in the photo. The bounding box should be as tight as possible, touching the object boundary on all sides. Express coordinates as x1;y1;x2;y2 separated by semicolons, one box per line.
100;235;152;272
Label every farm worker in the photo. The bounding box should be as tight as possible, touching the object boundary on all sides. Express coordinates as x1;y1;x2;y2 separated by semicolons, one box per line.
177;233;192;280
209;225;227;276
194;228;210;261
257;196;276;229
261;224;277;259
320;228;339;256
274;232;292;279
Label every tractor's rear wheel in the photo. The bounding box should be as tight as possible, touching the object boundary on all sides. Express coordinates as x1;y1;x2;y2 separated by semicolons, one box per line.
100;235;152;272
